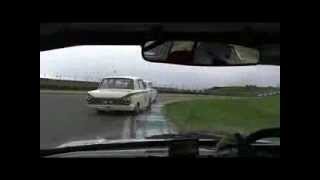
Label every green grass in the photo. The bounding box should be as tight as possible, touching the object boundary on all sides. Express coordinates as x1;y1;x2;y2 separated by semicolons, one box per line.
163;95;280;136
205;86;280;97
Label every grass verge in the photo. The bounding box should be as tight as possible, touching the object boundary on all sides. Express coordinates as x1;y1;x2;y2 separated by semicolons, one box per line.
162;95;280;136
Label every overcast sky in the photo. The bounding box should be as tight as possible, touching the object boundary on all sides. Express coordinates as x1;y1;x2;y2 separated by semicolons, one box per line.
40;46;280;90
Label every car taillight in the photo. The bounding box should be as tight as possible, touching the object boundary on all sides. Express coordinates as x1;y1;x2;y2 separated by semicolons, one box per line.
87;94;94;102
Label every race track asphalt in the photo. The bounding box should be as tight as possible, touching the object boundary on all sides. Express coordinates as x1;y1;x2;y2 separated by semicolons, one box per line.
40;92;178;149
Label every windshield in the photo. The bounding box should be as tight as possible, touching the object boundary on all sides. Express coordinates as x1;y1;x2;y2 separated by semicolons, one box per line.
40;42;280;151
99;78;134;89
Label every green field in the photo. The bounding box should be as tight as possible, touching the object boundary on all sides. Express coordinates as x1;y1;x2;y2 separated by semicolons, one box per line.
163;95;280;136
205;86;280;97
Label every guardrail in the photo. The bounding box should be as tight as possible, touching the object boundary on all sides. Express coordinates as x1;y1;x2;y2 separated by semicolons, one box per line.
257;91;280;97
40;78;99;90
40;78;203;93
40;78;280;96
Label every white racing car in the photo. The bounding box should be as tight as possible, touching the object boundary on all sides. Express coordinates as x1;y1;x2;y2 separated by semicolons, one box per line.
87;76;152;113
144;80;158;103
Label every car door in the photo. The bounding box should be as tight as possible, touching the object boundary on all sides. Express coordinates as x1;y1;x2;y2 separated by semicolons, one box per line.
151;88;157;102
148;83;157;102
137;80;149;108
145;82;153;101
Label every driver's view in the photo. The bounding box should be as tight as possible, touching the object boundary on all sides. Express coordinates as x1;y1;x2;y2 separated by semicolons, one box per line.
40;23;280;158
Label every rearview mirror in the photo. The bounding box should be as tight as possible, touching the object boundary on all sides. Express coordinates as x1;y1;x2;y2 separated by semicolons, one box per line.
142;41;260;66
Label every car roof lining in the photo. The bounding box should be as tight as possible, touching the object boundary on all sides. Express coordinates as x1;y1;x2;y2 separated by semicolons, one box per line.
40;23;280;65
41;23;279;48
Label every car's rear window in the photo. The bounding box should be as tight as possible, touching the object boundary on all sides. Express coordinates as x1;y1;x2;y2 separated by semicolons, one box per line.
99;78;134;89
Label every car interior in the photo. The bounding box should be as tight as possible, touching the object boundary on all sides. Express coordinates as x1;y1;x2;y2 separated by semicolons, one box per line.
40;22;280;158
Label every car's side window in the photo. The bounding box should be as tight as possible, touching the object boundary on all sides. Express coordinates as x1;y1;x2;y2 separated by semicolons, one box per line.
142;81;147;89
137;80;141;89
138;80;146;89
134;80;139;90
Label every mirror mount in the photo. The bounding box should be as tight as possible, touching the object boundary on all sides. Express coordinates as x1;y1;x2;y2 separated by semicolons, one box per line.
143;26;165;45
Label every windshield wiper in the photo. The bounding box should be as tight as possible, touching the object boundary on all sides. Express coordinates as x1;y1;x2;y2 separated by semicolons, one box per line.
40;129;279;158
146;132;223;140
215;128;280;157
40;138;219;158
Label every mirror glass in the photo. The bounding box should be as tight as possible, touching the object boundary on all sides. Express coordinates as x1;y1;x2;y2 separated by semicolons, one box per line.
142;41;260;66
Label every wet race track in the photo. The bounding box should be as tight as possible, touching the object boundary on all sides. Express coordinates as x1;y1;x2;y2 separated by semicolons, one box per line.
40;92;180;149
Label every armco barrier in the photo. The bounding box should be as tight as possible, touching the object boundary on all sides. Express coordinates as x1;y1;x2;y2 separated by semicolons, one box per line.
40;78;204;93
257;91;280;97
40;78;280;96
40;78;99;90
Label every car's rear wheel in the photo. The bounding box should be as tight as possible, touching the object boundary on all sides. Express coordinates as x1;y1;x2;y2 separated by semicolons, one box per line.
146;99;152;111
97;110;104;114
153;95;158;103
133;103;140;115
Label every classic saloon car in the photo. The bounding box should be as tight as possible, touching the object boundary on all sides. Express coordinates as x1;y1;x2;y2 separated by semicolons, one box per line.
144;80;158;103
87;76;152;113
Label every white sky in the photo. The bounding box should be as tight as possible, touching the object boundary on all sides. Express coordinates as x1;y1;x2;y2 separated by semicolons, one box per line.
40;46;280;90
